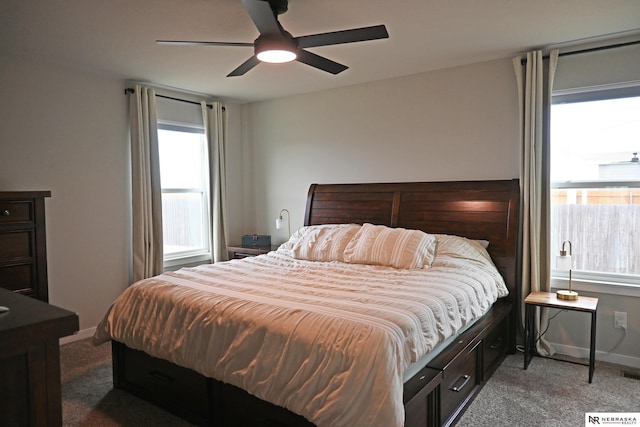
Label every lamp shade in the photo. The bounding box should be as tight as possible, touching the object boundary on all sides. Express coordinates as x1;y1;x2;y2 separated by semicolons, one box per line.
275;208;291;237
556;254;572;270
556;240;577;300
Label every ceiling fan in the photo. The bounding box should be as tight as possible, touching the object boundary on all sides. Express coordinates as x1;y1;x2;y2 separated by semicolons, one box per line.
156;0;389;77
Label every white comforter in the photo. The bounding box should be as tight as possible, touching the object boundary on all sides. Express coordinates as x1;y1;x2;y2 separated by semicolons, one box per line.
93;235;508;427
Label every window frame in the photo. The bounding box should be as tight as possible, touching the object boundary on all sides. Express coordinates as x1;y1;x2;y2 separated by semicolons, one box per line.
157;121;212;269
550;85;640;297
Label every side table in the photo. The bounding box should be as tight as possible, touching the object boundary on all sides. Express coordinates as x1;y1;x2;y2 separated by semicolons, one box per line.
524;291;598;383
227;244;279;259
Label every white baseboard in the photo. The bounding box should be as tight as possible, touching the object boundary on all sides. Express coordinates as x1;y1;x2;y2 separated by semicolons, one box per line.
551;342;640;369
60;326;96;345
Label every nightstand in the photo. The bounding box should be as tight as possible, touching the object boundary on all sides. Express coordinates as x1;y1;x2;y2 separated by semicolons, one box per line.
227;244;279;259
524;291;598;383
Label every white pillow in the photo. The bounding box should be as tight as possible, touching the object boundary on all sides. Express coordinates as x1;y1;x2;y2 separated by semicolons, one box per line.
343;223;436;269
291;224;361;262
476;239;490;249
434;234;492;263
278;226;314;251
434;234;508;297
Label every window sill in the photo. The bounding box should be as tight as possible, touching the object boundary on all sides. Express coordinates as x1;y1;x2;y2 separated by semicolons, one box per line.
164;253;212;271
551;276;640;297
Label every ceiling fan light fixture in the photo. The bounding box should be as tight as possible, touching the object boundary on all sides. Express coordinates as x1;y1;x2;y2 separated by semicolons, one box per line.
257;48;296;63
255;35;297;63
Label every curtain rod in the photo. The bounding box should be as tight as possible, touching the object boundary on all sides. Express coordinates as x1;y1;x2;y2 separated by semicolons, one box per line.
124;88;224;111
520;39;640;65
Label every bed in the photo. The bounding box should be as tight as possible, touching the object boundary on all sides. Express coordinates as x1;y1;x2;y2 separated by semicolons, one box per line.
94;179;520;427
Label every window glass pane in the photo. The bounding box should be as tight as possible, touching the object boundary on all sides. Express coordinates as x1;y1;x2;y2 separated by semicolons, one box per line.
157;125;210;260
551;97;640;182
552;188;639;275
158;129;205;189
551;95;640;278
162;192;207;256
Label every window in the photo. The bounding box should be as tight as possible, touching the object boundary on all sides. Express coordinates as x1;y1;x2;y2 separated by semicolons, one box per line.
158;123;210;267
550;88;640;288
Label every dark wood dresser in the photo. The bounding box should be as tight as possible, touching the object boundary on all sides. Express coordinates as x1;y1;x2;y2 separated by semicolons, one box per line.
0;287;79;426
0;191;51;301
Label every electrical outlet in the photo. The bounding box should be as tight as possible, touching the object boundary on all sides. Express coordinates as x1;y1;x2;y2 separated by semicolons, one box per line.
614;311;627;329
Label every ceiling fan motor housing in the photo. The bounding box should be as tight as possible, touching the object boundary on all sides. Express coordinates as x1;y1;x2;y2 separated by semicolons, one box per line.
269;0;288;15
254;31;298;62
255;30;297;50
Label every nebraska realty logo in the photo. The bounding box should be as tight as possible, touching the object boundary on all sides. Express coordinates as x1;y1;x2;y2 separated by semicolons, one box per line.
586;413;640;426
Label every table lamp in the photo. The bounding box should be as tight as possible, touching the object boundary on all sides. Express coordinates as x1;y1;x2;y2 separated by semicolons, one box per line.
556;240;578;300
276;208;291;237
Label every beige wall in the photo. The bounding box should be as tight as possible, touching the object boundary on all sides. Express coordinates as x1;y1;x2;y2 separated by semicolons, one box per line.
0;54;130;330
544;290;639;368
243;58;520;244
0;54;245;332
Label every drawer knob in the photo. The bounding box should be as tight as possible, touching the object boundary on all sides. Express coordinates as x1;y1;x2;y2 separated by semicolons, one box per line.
1;209;9;216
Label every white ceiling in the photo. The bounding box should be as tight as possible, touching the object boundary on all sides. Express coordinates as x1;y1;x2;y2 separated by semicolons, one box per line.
2;0;640;103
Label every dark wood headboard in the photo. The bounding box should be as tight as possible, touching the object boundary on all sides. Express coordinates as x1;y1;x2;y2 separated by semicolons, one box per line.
304;179;520;300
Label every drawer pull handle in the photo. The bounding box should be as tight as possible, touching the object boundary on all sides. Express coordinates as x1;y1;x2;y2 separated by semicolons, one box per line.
148;370;175;383
450;374;471;392
489;337;503;350
1;210;9;216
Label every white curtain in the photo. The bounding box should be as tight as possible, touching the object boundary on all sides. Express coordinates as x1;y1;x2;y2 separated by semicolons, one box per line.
512;50;559;355
203;101;229;262
130;85;163;282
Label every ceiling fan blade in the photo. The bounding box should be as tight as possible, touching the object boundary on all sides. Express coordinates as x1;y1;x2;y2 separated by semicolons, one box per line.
296;49;348;75
227;56;261;77
157;40;253;47
297;24;388;48
241;0;282;36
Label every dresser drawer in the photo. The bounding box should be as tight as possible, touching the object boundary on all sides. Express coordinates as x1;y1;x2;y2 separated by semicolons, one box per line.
0;201;33;225
483;316;508;376
440;341;480;423
121;345;211;424
0;231;33;262
0;264;35;295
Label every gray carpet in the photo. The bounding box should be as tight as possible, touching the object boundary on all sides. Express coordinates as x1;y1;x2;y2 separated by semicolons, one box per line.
457;354;640;426
61;339;640;426
61;340;194;426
